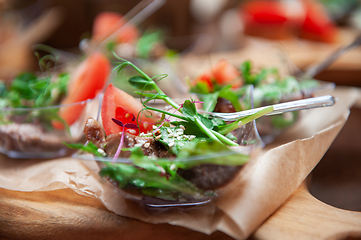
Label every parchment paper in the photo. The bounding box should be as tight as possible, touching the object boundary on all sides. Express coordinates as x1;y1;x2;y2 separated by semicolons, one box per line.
0;87;358;240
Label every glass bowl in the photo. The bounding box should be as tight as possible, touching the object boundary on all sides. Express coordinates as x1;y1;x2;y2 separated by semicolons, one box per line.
0;97;100;159
182;48;336;143
75;117;263;207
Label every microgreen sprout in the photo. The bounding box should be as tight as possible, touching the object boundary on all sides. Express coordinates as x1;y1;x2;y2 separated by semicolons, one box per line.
111;118;138;161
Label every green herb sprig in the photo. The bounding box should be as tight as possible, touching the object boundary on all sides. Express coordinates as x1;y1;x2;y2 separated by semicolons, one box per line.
113;55;272;147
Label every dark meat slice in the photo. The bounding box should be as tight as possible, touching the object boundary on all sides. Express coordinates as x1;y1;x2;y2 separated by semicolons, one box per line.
177;165;242;190
104;133;134;158
0;123;77;153
83;117;173;158
83;118;106;148
214;97;236;113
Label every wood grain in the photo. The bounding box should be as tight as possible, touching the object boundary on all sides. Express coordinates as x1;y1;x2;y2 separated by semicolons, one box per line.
251;184;361;240
1;182;360;240
0;188;232;240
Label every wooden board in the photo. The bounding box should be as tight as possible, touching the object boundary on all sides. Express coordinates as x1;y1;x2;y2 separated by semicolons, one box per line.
1;182;360;240
1;105;361;240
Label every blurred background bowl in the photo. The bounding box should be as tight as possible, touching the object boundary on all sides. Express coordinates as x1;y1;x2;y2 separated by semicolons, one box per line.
0;96;99;158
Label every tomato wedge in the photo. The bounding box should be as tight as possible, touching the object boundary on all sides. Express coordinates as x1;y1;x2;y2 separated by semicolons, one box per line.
300;2;338;43
53;51;110;129
101;84;155;136
212;59;243;88
92;11;139;44
193;71;214;92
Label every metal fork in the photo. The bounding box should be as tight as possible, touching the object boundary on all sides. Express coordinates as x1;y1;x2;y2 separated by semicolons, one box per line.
203;95;336;121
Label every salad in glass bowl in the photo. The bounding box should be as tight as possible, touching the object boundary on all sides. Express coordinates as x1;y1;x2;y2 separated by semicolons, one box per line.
70;58;270;206
86;11;185;99
0;51;111;158
189;58;334;142
90;11;177;60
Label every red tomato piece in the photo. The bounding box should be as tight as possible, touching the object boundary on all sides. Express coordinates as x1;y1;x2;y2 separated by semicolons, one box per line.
92;11;139;44
242;0;288;24
101;84;155;136
300;1;339;43
240;0;305;40
212;59;243;88
53;51;111;129
193;71;214;92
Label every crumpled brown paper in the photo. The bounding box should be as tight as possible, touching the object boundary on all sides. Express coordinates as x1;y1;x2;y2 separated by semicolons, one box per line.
0;87;358;240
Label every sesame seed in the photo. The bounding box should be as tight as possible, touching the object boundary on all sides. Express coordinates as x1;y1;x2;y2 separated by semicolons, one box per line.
180;125;185;130
125;113;130;118
127;129;137;135
153;125;158;129
143;122;148;129
167;128;173;134
155;135;162;140
168;133;174;138
168;142;175;147
177;136;182;140
238;121;243;128
154;129;161;135
176;130;184;135
144;142;150;148
97;148;105;155
189;135;196;140
170;164;176;171
134;143;143;147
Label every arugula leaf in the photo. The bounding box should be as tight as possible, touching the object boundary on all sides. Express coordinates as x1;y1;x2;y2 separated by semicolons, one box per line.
64;142;103;157
274;76;300;94
199;92;219;112
171;120;209;138
97;139;249;200
100;161;205;200
175;140;249;167
271;111;298;129
1;71;70;109
240;60;278;86
182;100;198;121
298;78;320;90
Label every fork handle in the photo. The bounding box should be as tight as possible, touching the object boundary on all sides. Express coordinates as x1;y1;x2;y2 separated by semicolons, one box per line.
212;95;336;121
267;95;336;115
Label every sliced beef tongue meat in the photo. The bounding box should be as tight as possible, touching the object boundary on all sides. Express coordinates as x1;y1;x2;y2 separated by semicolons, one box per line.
83;118;172;158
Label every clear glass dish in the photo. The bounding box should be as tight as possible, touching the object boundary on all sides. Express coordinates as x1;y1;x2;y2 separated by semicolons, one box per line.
0;97;99;159
182;48;336;143
75;118;263;207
